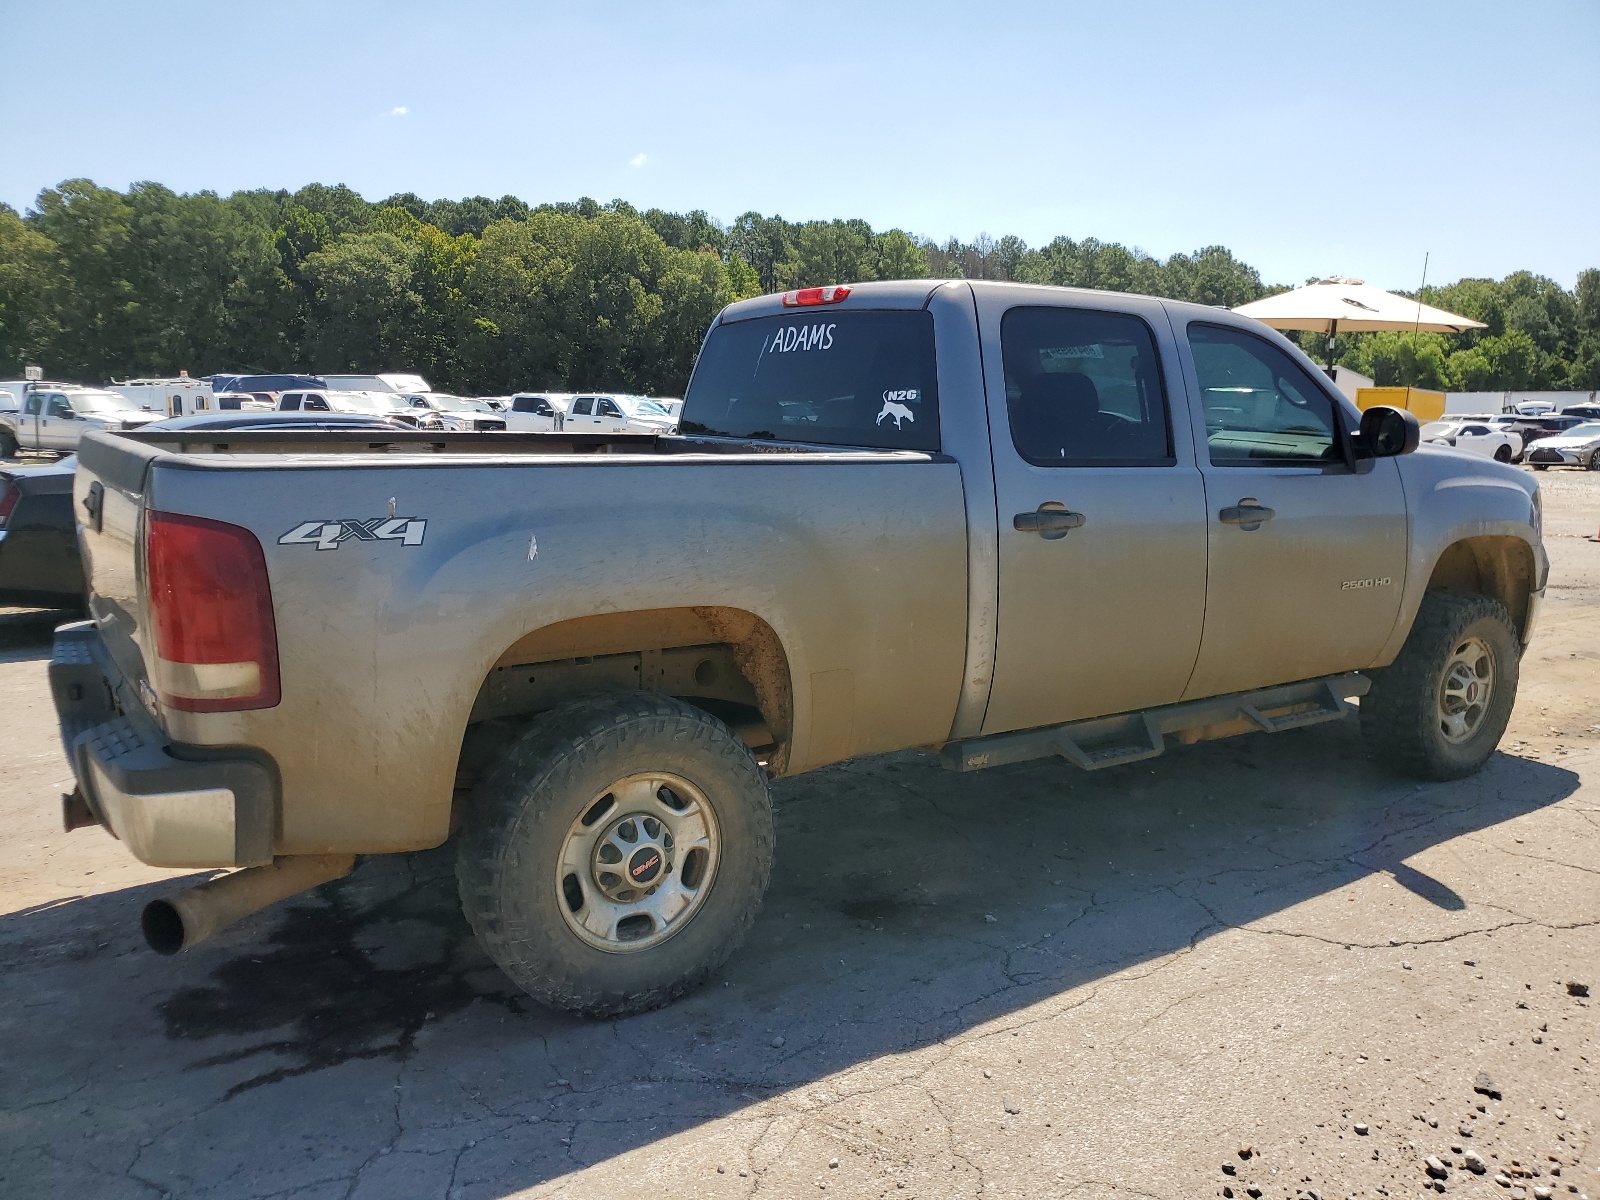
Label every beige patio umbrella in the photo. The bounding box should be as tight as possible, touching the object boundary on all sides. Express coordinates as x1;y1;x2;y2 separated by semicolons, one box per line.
1233;276;1486;374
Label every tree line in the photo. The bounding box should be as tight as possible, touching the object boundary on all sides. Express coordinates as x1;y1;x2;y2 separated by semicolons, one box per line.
1;179;1595;396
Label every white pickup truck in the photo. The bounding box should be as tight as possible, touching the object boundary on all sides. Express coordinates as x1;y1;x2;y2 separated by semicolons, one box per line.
0;383;161;455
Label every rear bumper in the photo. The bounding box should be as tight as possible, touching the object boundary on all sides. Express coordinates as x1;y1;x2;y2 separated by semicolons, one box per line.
49;622;277;868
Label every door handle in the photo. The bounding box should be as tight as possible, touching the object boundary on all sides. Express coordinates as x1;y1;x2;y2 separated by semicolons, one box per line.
1219;499;1275;531
1013;504;1086;540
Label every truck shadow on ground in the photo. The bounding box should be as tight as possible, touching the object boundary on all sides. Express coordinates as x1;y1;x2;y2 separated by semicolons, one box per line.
0;718;1583;1197
0;607;72;663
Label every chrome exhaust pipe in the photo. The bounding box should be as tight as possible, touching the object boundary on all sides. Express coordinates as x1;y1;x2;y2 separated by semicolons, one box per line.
142;854;356;955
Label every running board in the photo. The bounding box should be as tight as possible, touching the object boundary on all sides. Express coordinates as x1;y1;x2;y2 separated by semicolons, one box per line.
940;673;1370;773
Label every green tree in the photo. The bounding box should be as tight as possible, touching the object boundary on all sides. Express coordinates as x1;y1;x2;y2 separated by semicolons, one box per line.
872;229;928;281
0;204;64;374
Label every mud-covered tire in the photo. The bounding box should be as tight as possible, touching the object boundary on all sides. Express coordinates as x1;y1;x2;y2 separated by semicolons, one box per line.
1360;591;1520;780
456;692;774;1017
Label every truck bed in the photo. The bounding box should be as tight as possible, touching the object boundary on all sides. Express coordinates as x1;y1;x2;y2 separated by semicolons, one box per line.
71;428;971;859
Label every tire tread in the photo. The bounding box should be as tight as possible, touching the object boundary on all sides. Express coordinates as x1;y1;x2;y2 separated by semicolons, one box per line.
456;692;773;1018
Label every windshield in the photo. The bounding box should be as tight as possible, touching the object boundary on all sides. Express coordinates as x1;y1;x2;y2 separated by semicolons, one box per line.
71;390;145;413
681;310;941;451
322;375;388;392
429;394;491;412
632;400;672;418
1563;422;1600;437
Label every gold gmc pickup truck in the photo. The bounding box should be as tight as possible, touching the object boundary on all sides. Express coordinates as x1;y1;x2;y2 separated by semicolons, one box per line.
51;280;1547;1016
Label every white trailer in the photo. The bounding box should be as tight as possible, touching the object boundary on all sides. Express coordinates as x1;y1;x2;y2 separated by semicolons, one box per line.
111;375;215;417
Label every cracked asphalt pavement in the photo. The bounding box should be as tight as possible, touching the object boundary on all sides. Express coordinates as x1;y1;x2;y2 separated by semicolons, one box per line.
1;469;1596;1199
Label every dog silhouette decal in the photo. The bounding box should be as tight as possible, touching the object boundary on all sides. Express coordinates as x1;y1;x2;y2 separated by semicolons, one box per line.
876;394;916;429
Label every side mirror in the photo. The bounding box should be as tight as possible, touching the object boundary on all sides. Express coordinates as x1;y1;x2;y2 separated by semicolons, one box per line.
1360;405;1420;458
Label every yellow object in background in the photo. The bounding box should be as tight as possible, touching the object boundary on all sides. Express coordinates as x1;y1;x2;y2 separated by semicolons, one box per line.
1355;386;1446;422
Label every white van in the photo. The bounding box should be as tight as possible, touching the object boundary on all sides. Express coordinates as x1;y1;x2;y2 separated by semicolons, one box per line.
111;375;215;417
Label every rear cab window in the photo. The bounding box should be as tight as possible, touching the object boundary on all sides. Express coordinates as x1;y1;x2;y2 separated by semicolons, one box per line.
681;310;940;451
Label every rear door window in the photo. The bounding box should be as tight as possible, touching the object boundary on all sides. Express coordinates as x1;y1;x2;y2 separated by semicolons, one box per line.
1000;306;1173;466
682;310;940;451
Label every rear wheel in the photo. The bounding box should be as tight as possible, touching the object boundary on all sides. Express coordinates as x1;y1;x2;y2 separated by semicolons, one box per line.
1360;591;1520;780
456;692;774;1017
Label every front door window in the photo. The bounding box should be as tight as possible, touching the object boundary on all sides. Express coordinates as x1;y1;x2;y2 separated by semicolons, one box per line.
1189;324;1340;466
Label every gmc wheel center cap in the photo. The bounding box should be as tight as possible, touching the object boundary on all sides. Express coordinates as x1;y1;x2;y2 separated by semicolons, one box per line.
627;846;664;885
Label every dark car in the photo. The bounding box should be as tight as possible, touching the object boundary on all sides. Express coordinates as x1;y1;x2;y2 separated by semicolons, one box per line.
0;456;83;609
1511;415;1587;445
206;373;326;395
137;412;405;433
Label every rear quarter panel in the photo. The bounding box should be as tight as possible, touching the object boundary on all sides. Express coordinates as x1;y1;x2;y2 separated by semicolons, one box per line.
147;451;969;854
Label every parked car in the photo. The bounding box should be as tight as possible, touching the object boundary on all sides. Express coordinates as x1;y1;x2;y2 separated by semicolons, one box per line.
137;412;409;434
276;389;413;420
51;279;1545;1021
1524;420;1600;470
0;384;162;455
320;373;432;394
207;374;327;408
1557;403;1600;420
0;455;83;608
1512;415;1588;446
214;392;277;411
562;393;676;434
398;393;509;432
501;393;572;432
1419;420;1521;462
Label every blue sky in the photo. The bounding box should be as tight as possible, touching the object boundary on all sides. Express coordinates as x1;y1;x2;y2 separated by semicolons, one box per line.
2;0;1595;290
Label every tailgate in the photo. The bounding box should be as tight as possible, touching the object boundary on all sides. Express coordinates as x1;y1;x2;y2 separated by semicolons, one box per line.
73;432;165;701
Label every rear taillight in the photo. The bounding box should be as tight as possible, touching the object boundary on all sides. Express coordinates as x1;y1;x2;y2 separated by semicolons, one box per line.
145;510;280;712
781;285;852;307
0;483;15;530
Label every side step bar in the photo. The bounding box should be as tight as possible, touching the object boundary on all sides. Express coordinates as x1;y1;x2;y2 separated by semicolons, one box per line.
939;673;1369;773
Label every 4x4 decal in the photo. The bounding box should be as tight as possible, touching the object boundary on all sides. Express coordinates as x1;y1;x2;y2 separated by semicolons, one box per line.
278;517;427;551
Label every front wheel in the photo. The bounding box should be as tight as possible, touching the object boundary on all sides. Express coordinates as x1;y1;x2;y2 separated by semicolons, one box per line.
1493;443;1512;463
0;431;18;458
456;693;774;1017
1588;448;1600;471
1360;591;1520;780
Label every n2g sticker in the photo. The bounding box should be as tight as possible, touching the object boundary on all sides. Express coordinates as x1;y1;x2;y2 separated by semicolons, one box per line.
279;517;427;551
